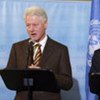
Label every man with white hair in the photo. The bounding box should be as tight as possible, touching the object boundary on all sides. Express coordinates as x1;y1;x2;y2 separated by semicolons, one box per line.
7;6;73;100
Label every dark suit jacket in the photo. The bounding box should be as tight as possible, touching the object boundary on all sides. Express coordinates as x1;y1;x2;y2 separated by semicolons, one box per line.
89;49;100;95
90;49;100;73
7;37;73;100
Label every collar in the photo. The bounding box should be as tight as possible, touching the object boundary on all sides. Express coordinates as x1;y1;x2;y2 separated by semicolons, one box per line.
39;35;48;46
34;35;48;46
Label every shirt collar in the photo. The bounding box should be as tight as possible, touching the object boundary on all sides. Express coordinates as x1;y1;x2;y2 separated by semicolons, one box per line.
34;35;48;46
39;35;48;46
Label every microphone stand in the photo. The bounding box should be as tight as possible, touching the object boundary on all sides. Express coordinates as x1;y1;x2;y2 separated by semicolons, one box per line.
25;40;34;100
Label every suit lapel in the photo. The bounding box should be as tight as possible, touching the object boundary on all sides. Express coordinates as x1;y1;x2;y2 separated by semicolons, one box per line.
39;38;54;67
21;39;30;68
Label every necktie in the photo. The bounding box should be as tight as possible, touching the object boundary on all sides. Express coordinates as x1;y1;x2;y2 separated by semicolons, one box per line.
34;44;42;66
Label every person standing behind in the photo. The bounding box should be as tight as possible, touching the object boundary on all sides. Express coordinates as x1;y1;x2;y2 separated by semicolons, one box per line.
89;49;100;99
6;6;73;100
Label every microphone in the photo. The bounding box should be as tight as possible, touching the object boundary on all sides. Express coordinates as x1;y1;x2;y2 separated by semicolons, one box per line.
25;39;34;100
29;39;34;47
27;39;34;67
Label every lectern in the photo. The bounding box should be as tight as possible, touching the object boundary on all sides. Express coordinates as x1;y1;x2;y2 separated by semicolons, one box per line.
89;72;100;95
0;68;60;100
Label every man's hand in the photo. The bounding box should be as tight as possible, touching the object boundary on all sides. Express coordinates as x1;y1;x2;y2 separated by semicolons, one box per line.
28;64;41;69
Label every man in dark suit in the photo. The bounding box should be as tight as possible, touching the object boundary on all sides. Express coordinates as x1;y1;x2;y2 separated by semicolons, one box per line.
89;49;100;99
89;49;100;74
7;6;73;100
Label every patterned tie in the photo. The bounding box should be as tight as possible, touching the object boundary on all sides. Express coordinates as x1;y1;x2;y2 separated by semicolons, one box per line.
33;44;42;66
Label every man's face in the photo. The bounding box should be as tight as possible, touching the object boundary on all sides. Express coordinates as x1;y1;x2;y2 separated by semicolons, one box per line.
25;15;47;42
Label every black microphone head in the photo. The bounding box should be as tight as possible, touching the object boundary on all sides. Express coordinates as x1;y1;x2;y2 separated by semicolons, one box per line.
28;39;34;46
27;39;34;66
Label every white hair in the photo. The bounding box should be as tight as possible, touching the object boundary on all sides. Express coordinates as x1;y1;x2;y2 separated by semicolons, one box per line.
24;6;48;22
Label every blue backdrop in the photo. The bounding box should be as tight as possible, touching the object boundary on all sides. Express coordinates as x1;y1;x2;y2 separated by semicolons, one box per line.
0;0;91;100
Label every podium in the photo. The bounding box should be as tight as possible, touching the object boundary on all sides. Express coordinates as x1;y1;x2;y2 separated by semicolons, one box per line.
0;68;60;100
89;72;100;95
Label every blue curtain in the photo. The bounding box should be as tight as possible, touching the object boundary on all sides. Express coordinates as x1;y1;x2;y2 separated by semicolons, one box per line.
0;0;91;100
